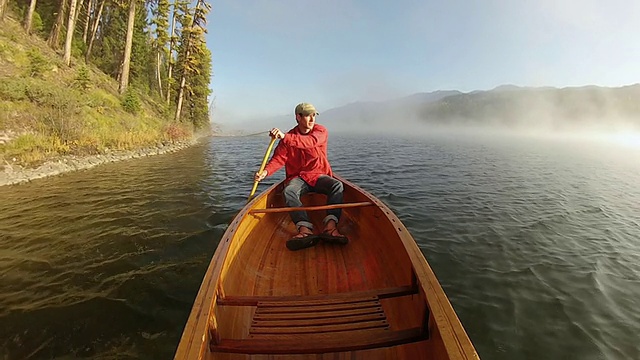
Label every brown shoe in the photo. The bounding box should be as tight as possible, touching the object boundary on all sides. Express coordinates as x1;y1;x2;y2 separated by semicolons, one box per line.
320;228;349;245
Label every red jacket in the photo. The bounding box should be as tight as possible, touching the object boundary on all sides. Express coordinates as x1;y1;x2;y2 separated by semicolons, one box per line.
264;124;333;187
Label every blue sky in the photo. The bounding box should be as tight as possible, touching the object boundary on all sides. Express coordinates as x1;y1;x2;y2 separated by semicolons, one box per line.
206;0;640;123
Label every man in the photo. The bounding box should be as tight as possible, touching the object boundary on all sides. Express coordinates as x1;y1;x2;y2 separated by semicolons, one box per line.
254;102;348;251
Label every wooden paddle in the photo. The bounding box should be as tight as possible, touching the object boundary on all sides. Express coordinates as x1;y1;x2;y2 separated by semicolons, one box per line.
248;136;276;202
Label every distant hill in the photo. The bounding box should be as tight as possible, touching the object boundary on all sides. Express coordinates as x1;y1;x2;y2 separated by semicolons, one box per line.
213;85;640;135
416;84;640;131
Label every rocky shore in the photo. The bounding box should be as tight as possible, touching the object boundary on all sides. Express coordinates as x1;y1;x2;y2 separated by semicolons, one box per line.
1;138;200;187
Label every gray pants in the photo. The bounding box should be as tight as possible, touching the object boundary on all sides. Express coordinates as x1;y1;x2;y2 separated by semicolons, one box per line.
283;175;344;231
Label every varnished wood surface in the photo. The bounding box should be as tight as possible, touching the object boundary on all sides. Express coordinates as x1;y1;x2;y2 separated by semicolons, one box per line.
248;201;374;213
174;176;479;360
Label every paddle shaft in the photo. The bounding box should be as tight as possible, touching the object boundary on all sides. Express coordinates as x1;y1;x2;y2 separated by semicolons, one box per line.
248;137;277;202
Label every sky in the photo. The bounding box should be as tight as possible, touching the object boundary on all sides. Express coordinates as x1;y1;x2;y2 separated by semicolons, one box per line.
205;0;640;123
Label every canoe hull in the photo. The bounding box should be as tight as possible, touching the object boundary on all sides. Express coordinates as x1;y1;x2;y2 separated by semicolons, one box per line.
175;176;479;360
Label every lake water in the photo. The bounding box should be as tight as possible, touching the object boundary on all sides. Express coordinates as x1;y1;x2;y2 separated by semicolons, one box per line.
0;130;639;360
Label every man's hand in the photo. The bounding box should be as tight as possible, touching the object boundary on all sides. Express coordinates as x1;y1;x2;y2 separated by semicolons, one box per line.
269;128;285;140
254;169;267;182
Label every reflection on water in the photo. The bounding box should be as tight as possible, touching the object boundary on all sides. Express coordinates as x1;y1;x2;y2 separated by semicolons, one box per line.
0;132;639;359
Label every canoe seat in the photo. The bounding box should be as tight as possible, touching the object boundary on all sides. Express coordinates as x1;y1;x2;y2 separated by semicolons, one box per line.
211;293;427;354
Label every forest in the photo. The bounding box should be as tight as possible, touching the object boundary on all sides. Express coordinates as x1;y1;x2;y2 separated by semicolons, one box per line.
0;0;212;165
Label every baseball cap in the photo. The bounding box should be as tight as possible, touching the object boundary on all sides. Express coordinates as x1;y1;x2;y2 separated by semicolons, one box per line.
295;103;319;116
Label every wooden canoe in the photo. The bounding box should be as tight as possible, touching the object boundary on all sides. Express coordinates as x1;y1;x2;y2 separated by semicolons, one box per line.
174;176;479;360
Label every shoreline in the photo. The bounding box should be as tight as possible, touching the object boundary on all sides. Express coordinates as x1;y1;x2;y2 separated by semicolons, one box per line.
1;138;203;187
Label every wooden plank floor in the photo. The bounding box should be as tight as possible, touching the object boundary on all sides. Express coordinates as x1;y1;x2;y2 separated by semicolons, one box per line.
221;210;413;297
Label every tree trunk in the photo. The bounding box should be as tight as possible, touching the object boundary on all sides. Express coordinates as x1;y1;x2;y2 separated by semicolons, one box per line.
84;0;104;62
63;0;78;65
118;0;136;94
82;0;93;43
0;0;8;21
24;0;37;34
165;1;177;105
174;67;187;122
73;0;84;28
48;0;67;49
156;51;164;99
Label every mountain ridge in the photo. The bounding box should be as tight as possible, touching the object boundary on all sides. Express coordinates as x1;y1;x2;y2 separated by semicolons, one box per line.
214;83;640;134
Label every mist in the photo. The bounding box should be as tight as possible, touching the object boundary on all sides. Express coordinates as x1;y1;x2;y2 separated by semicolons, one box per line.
211;84;640;148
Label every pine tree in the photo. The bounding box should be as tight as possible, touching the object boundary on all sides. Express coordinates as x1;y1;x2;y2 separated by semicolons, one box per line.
151;0;170;99
165;0;183;105
174;0;210;122
184;42;211;128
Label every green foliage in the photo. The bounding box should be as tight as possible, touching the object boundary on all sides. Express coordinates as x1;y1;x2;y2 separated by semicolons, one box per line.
26;48;48;77
31;11;44;35
71;36;86;59
121;89;141;114
0;0;213;166
183;43;211;129
0;78;28;101
0;78;81;110
74;65;91;90
87;89;120;109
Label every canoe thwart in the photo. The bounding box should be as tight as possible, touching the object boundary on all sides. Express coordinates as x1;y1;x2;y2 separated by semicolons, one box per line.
217;285;419;306
248;201;374;214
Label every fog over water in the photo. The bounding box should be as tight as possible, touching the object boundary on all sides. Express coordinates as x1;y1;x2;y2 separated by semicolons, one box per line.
213;84;640;151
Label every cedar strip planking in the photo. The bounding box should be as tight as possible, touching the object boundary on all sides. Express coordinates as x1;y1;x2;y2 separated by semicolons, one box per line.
211;327;426;354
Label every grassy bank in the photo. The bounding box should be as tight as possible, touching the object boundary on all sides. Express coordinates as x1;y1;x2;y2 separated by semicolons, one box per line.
0;13;198;168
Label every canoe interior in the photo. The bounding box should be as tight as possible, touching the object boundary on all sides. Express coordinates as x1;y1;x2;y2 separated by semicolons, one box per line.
176;179;479;360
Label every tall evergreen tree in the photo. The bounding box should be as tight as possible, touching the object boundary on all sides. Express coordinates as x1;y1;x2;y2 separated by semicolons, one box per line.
165;0;183;105
92;3;127;77
129;5;155;92
183;42;211;129
174;0;210;122
151;0;169;99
